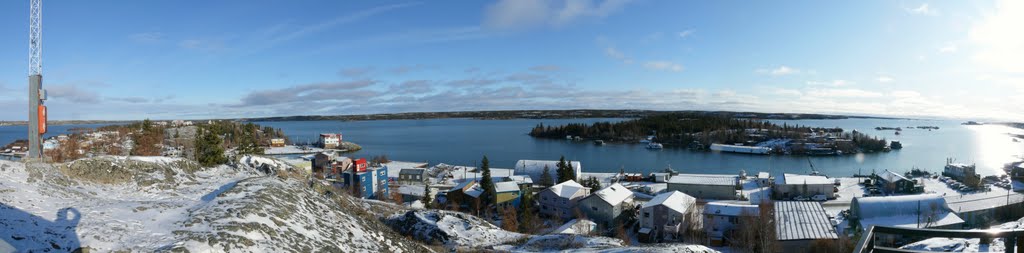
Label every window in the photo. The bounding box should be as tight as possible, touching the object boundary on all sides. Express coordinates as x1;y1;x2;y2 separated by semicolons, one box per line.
644;212;650;218
592;206;597;211
728;217;737;223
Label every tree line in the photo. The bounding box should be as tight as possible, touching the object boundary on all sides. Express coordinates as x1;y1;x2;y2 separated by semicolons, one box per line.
529;112;890;153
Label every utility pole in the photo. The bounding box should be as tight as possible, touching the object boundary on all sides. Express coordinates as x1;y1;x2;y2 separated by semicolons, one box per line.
28;0;47;159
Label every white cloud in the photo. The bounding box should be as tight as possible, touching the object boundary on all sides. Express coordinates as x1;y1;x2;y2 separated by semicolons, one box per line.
907;3;939;16
757;66;800;76
483;0;634;31
890;90;921;98
969;0;1024;73
806;80;853;87
644;61;684;72
604;46;633;64
678;29;696;39
938;42;958;53
876;76;895;83
806;88;883;98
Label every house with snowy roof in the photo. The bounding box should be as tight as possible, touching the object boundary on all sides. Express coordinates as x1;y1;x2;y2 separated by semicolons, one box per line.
577;183;635;228
494;181;522;207
639;191;697;243
703;202;760;246
850;194;964;231
538;180;591;219
514;159;582;187
551;219;597;235
877;170;921;194
445;180;484;210
772;173;836;200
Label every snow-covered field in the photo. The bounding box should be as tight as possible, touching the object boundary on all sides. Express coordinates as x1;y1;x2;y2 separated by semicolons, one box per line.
0;156;426;252
385;210;526;248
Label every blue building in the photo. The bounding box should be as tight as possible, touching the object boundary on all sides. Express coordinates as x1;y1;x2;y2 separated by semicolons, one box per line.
342;166;389;199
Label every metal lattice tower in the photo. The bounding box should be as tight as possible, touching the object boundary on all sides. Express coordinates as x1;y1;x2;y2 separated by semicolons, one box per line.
29;0;42;76
27;0;44;159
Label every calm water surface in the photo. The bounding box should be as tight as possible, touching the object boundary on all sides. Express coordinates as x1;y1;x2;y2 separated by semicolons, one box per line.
4;118;1021;177
254;118;1024;177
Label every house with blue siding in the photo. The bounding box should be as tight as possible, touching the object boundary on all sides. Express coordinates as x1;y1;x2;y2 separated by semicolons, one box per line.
342;166;389;199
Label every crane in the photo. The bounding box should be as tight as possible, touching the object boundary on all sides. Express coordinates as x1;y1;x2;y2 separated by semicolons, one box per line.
28;0;47;159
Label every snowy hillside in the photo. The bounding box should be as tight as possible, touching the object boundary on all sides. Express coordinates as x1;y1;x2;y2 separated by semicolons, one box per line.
0;156;429;252
385;210;527;248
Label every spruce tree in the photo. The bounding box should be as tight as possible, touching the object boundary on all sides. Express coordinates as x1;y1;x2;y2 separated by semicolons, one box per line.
421;184;432;208
479;156;496;207
540;165;554;187
194;128;226;167
556;156;570;183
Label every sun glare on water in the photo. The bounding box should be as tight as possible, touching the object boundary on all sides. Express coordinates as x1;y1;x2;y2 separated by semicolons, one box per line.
968;124;1024;175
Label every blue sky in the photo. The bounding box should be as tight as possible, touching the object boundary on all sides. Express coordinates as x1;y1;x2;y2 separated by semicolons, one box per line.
0;0;1021;121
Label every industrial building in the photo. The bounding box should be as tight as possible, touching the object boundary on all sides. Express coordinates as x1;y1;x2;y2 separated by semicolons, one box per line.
666;174;739;200
774;201;839;250
849;194;964;231
772;173;836;200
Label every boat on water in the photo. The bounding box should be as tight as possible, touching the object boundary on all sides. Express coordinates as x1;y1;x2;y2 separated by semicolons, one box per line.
890;140;903;149
895;131;901;135
647;142;664;149
594;140;605;146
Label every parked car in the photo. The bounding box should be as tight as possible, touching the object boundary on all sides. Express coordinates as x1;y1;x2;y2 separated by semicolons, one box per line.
794;196;810;201
811;194;828;201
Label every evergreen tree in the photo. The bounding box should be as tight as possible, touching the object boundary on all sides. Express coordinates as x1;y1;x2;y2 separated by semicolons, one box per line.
585;177;602;192
556;156;570;183
539;165;554;187
479;156;496;207
421;184;432;208
194;128;227;167
518;186;539;233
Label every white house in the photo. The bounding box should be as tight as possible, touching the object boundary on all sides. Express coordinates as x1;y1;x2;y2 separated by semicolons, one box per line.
514;159;583;186
318;133;343;149
772;173;836;200
703;202;759;246
538;180;590;219
639;191;697;242
577;183;635;228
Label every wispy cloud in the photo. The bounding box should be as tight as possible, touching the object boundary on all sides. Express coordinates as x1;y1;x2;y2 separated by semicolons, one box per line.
678;29;696;39
233;80;378;107
483;0;635;31
528;65;563;72
906;3;939;16
877;76;895;83
938;42;958;53
604;46;633;64
806;80;853;87
757;66;800;76
129;32;164;43
46;85;101;104
644;61;684;72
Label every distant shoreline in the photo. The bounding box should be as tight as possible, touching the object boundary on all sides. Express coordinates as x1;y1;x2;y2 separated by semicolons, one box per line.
1;109;918;126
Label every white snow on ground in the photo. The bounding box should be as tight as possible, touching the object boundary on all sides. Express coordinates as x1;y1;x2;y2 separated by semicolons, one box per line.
386;209;526;248
494;233;719;253
0;157;425;252
0;158;257;252
900;217;1024;252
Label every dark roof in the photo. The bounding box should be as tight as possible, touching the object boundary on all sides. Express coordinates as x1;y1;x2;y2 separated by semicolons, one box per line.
399;168;426;175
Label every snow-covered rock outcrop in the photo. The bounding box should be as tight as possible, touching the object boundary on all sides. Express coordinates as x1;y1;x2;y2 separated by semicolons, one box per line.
385;210;526;248
0;157;428;252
